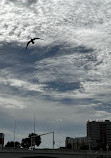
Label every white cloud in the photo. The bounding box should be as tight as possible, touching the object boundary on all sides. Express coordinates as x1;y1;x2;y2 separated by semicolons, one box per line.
0;95;25;109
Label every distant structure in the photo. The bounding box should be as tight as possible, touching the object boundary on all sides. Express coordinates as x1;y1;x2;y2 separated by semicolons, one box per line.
65;120;111;151
87;120;111;150
65;136;88;150
0;133;4;148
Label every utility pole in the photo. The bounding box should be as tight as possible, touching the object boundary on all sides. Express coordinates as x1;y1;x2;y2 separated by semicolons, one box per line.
34;115;35;134
14;121;16;148
39;131;55;149
53;131;55;149
34;115;35;149
31;131;55;149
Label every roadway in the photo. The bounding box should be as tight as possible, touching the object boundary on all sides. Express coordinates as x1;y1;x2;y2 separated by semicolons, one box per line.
0;149;110;158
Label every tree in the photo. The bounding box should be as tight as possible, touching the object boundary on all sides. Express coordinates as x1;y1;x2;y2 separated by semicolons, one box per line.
5;141;20;148
21;138;30;148
21;133;41;148
29;133;41;147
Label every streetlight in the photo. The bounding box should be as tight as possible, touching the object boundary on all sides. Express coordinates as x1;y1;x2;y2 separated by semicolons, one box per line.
14;121;16;148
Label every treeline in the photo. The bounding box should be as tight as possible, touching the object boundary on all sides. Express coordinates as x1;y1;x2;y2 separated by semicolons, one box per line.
5;133;41;148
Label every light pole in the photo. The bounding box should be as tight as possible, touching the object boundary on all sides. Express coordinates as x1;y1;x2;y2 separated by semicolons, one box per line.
31;131;55;149
53;131;55;149
34;115;36;149
14;121;16;148
31;135;35;150
39;131;55;149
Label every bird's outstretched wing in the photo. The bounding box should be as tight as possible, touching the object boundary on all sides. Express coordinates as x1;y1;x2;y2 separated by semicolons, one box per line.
33;38;41;40
26;41;31;50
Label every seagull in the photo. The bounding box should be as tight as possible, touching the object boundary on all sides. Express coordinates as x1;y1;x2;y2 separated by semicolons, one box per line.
26;38;42;50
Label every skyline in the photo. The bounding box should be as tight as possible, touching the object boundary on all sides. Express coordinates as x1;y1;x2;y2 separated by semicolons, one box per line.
0;0;111;148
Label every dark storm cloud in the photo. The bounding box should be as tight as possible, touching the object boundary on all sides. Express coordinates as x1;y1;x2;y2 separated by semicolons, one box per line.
60;98;94;106
45;81;81;92
0;41;95;98
0;38;110;107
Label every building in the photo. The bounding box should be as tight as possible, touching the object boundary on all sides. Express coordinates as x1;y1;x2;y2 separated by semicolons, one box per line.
74;137;88;150
65;136;88;150
87;120;111;150
0;133;4;148
65;137;74;149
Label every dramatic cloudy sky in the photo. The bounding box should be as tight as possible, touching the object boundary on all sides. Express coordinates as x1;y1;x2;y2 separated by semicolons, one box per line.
0;0;111;148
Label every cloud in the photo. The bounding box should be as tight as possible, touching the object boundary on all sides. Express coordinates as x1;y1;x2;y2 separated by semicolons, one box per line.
0;95;25;109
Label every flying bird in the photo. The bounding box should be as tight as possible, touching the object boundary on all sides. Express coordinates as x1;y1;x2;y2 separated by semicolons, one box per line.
26;38;42;50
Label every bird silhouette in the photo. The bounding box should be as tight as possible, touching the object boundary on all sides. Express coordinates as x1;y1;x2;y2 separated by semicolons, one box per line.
26;38;42;50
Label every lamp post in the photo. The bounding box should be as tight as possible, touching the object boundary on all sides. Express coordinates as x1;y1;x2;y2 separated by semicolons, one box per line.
39;131;55;149
31;134;36;150
14;121;16;148
31;131;55;149
53;131;55;149
34;115;35;149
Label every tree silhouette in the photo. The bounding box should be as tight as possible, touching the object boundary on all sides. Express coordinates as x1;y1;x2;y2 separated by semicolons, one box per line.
29;133;41;146
21;138;30;148
5;141;20;148
21;133;41;148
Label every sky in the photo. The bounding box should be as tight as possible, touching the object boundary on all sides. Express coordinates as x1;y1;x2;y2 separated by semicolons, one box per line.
0;0;111;148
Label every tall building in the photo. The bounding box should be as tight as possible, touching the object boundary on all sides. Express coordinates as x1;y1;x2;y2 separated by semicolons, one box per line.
87;120;111;150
